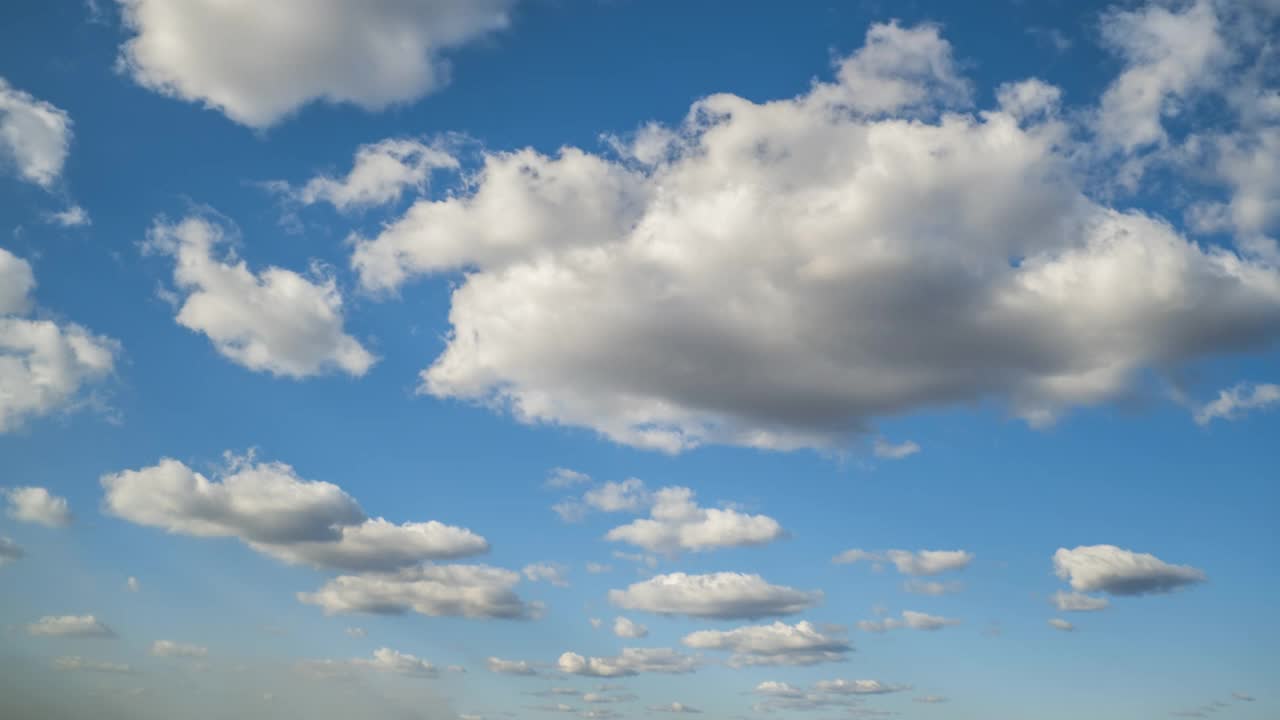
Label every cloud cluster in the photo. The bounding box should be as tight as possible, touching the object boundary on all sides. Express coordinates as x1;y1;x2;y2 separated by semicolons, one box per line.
557;648;698;677
4;486;72;527
145;216;375;378
101;455;488;572
1053;545;1206;596
750;677;910;713
0;76;72;188
348;20;1280;453
681;621;851;666
282;138;458;212
609;572;821;619
297;563;535;619
0;248;118;433
116;0;518;127
605;487;785;554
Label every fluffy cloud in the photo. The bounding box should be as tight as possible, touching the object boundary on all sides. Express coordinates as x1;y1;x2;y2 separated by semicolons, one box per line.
681;621;851;667
612;616;648;639
349;20;1280;453
1194;382;1280;424
556;648;698;677
101;455;488;572
116;0;517;128
554;478;650;522
605;487;784;554
297;564;535;619
352;648;437;678
609;572;821;619
283;139;458;212
4;486;72;527
150;640;208;658
523;563;569;587
145;216;375;378
1047;618;1075;632
858;610;959;633
0;77;72;188
487;657;537;676
1052;591;1109;612
54;656;132;674
27;615;115;638
1053;545;1206;596
834;548;972;576
0;536;23;566
0;247;118;433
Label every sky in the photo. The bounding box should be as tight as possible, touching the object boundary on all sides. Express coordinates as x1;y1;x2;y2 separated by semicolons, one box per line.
0;1;1277;719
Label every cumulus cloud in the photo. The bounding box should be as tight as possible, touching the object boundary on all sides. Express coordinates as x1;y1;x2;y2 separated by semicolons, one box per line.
834;548;972;576
609;572;821;619
54;656;132;674
903;580;963;596
605;487;785;554
648;702;701;713
27;615;115;638
1052;590;1109;612
553;478;650;523
101;454;488;572
1194;382;1280;424
0;77;72;188
0;247;118;433
0;536;23;566
858;610;959;633
352;647;437;678
144;216;375;378
348;19;1280;454
1047;618;1075;632
115;0;517;128
150;640;208;658
282;138;458;212
612;616;648;639
1053;545;1206;596
487;657;538;676
556;648;698;677
4;486;72;527
681;621;851;667
872;437;921;460
523;563;569;587
297;564;535;619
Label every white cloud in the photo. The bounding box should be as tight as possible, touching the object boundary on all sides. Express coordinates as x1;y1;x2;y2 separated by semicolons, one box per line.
858;610;959;632
1048;618;1075;632
126;576;140;592
0;247;119;433
546;467;591;489
102;455;488;571
1053;545;1206;596
1052;590;1109;612
523;563;569;587
352;647;436;678
557;648;698;677
834;548;972;576
4;486;72;527
812;679;910;695
872;437;920;460
605;486;784;554
150;640;208;658
609;572;821;619
344;626;366;638
0;77;72;188
285;139;458;212
27;615;115;638
49;205;91;227
647;703;701;713
612;617;648;639
145;216;375;378
116;0;518;128
348;19;1280;454
487;657;537;676
297;563;535;619
681;621;850;667
749;677;907;713
54;656;132;674
1194;382;1280;424
903;579;963;596
0;536;22;566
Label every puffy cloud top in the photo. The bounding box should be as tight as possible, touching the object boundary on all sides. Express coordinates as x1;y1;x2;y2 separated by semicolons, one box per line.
1053;545;1206;596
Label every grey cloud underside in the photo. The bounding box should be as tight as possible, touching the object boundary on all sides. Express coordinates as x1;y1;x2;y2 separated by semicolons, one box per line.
1053;545;1206;596
609;572;822;619
348;21;1280;453
298;564;535;619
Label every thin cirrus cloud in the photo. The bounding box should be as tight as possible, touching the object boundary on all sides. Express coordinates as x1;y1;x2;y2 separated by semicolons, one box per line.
1053;545;1207;596
143;216;375;379
0;536;23;566
608;572;822;619
101;454;489;572
4;486;72;527
344;17;1280;455
681;621;852;667
858;610;960;633
1194;382;1280;425
833;548;973;576
0;247;119;433
114;0;519;128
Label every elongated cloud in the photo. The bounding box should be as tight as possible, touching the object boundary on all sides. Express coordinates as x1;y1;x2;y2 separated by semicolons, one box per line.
834;548;972;576
102;454;488;571
1053;545;1206;596
609;572;821;619
145;216;375;378
116;0;518;128
27;615;115;638
283;138;459;212
4;486;72;527
298;564;535;619
605;487;784;554
681;621;851;666
557;648;698;677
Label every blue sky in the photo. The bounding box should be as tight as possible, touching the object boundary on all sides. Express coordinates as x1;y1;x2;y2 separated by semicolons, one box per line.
0;1;1277;719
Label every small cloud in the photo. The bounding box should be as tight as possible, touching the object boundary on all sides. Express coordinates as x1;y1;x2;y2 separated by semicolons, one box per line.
344;627;367;638
872;437;921;459
545;467;591;489
126;577;140;592
1047;618;1075;632
48;205;91;227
